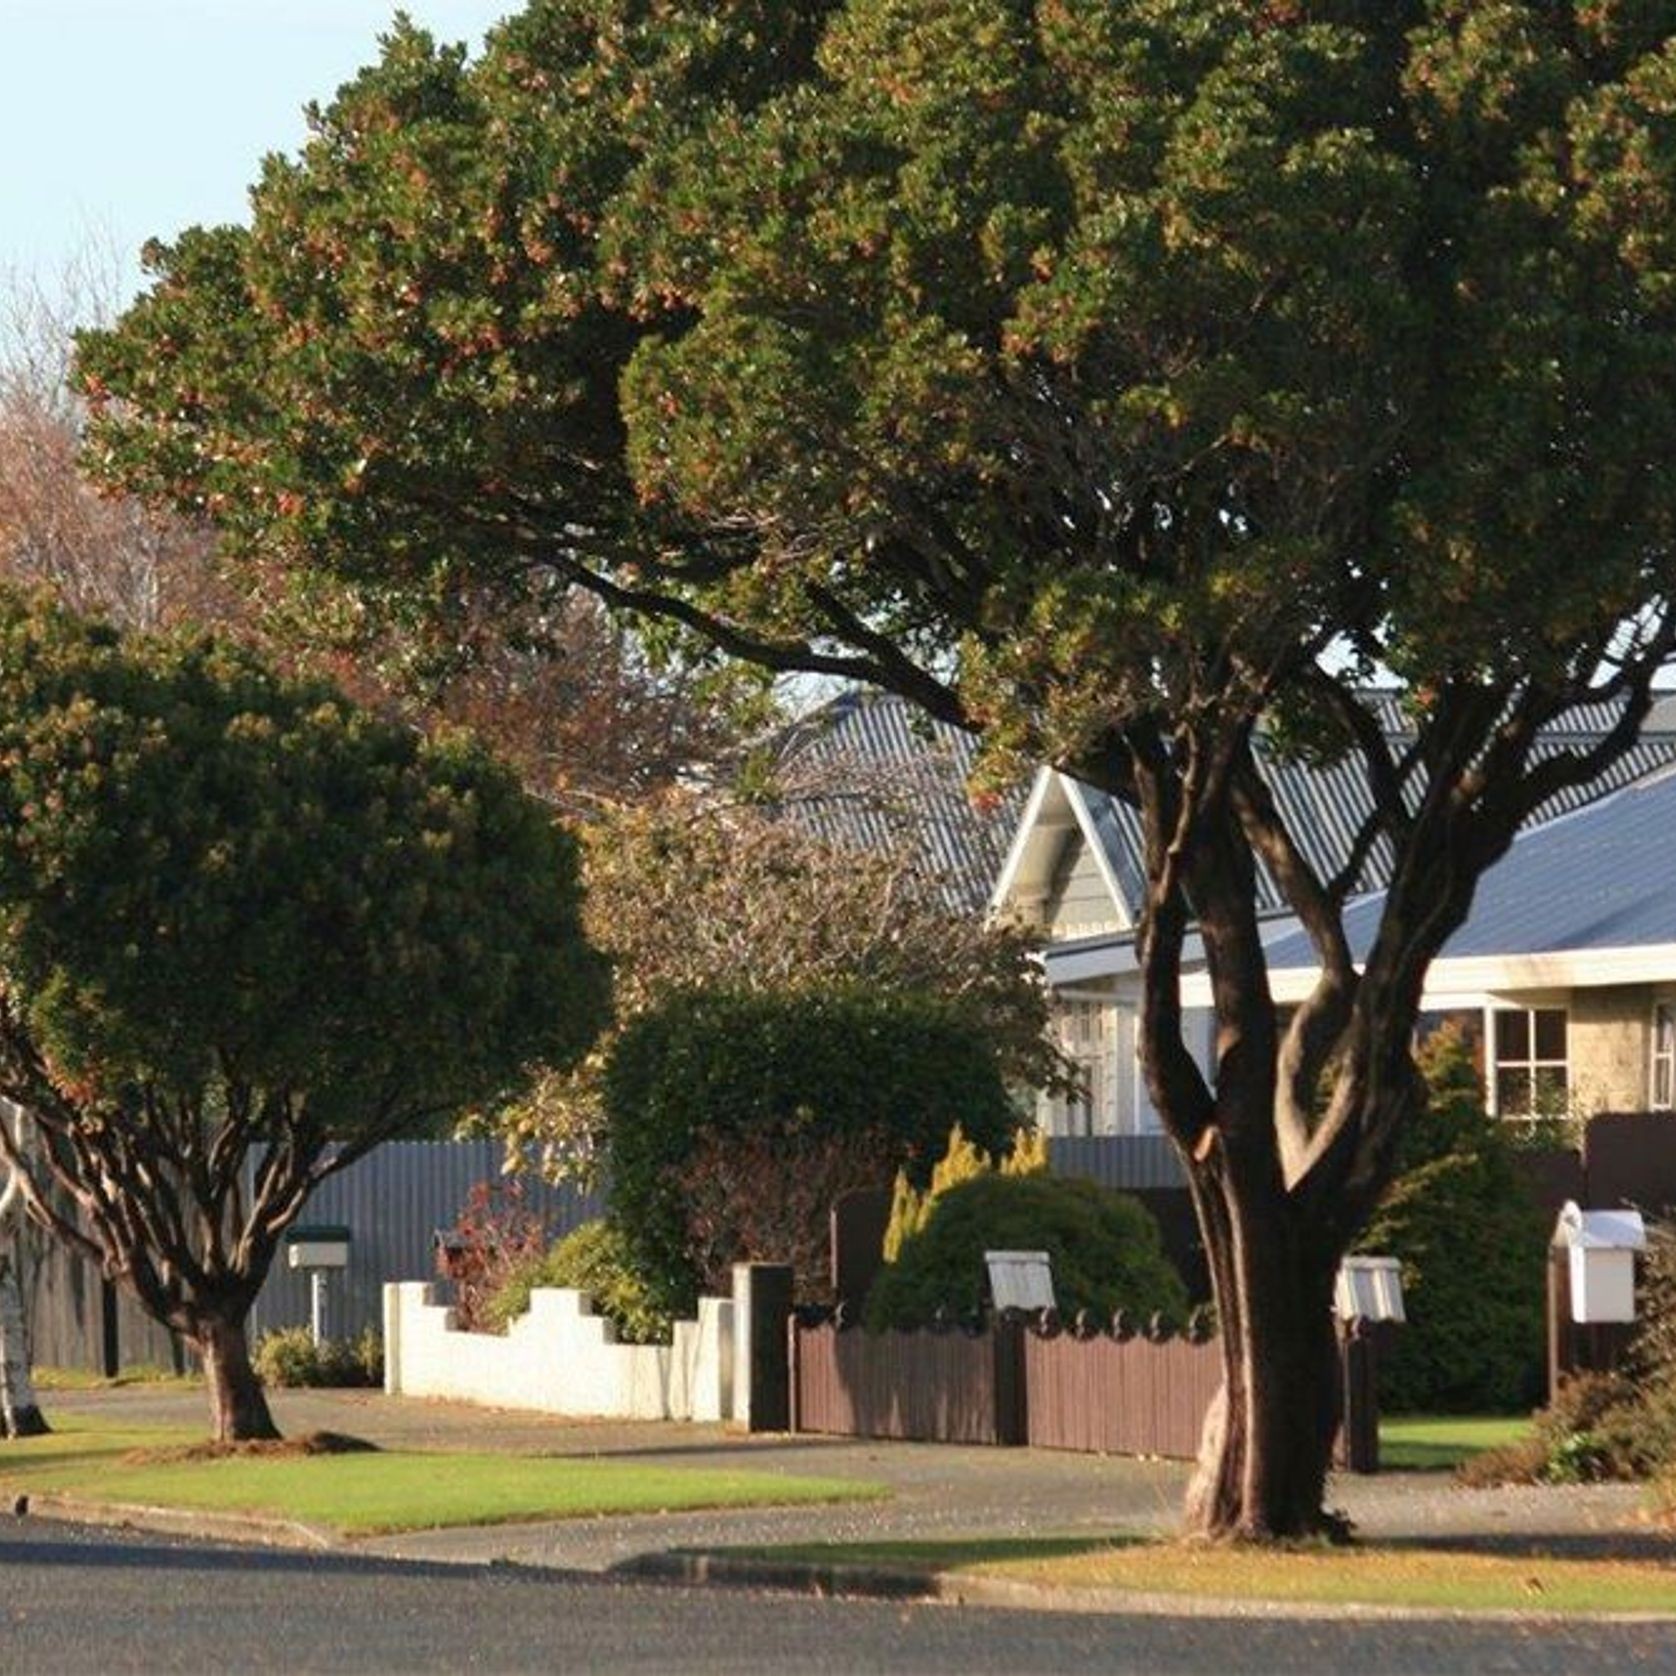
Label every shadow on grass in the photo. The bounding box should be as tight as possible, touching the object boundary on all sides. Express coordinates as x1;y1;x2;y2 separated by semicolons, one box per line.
734;1534;1142;1572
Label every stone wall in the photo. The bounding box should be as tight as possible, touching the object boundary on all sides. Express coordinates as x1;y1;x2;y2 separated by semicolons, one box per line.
382;1282;734;1422
1568;985;1655;1113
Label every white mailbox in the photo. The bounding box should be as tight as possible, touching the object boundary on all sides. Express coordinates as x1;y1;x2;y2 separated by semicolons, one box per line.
1335;1255;1406;1324
286;1226;351;1270
1554;1202;1646;1324
984;1250;1056;1313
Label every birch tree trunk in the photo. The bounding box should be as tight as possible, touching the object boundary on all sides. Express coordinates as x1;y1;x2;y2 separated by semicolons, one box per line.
0;1101;47;1436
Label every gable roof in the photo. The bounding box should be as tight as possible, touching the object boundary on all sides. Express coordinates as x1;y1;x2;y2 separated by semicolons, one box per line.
776;688;1676;930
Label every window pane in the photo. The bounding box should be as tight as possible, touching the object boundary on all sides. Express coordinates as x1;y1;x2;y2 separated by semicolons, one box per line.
1495;1009;1530;1064
1419;1010;1486;1075
1534;1009;1567;1063
1496;1067;1531;1117
1655;1057;1672;1111
1658;1004;1675;1059
1534;1065;1568;1113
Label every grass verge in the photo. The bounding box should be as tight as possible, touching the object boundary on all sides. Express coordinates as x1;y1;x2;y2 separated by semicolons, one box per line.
0;1417;885;1537
741;1534;1676;1615
1378;1414;1534;1471
32;1365;200;1392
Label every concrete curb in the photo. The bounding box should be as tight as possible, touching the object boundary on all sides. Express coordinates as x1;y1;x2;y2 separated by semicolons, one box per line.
27;1492;339;1553
612;1547;1676;1624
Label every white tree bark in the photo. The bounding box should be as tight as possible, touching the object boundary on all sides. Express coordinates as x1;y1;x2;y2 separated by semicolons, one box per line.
0;1099;47;1436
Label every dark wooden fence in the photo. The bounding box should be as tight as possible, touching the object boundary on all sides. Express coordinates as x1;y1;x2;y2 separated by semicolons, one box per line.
791;1315;1025;1445
1022;1320;1221;1457
791;1309;1381;1469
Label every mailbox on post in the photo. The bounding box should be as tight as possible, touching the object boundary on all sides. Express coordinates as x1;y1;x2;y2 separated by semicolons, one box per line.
285;1224;351;1345
984;1250;1056;1314
1553;1202;1646;1324
1334;1255;1406;1325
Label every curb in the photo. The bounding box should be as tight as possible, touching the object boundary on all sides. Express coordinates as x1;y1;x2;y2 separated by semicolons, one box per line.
612;1548;1676;1624
26;1492;339;1553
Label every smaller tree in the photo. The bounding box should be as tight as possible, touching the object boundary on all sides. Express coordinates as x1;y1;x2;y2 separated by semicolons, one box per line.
500;790;1065;1181
0;591;608;1440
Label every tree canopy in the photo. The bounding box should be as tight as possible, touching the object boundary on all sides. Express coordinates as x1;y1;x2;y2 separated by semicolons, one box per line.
0;588;608;1438
75;0;1676;1534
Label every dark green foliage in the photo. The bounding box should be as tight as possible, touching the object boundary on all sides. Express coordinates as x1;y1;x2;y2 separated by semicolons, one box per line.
485;1219;670;1345
1359;1029;1547;1413
602;986;1016;1318
864;1172;1187;1333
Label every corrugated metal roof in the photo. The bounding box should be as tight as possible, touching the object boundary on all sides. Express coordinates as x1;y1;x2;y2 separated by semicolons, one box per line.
772;690;1025;913
776;688;1676;922
1266;759;1676;971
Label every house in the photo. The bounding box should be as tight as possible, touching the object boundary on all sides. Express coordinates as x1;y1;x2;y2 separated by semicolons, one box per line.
778;688;1676;1135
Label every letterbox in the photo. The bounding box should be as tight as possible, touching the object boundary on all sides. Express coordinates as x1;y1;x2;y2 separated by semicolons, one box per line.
1553;1202;1646;1324
1334;1255;1406;1324
285;1224;351;1271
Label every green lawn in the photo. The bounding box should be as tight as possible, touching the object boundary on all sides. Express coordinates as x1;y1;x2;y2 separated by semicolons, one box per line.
1378;1414;1534;1471
0;1418;885;1537
741;1535;1676;1614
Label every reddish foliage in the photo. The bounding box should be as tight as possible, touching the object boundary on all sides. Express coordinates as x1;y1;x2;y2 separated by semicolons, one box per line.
676;1127;892;1304
436;1180;548;1332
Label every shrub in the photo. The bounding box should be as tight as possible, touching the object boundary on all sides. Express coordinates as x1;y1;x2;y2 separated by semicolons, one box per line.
254;1326;383;1389
1470;1223;1676;1490
865;1171;1188;1331
436;1180;548;1333
603;986;1018;1317
485;1220;670;1344
1357;1026;1547;1412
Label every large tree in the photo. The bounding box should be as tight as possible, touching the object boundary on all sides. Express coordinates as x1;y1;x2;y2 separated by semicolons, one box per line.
76;1;1676;1535
0;590;608;1440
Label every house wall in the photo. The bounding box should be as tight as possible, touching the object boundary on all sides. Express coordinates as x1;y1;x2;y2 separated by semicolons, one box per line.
1566;985;1655;1113
1045;834;1121;937
383;1282;734;1422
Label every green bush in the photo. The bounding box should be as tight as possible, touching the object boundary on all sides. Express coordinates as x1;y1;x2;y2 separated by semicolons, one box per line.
485;1220;671;1344
603;986;1018;1318
864;1171;1188;1331
1358;1027;1547;1413
254;1326;383;1388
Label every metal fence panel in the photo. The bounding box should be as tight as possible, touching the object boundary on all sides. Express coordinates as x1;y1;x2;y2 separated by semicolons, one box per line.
1047;1134;1186;1190
249;1141;604;1342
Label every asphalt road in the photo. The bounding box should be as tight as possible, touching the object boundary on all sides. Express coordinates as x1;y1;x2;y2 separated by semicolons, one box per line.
4;1519;1676;1676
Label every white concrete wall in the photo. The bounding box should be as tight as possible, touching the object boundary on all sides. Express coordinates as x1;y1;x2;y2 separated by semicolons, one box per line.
383;1282;735;1422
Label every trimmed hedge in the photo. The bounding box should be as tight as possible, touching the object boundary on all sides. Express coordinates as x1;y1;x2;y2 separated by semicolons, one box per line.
603;986;1017;1318
864;1171;1188;1331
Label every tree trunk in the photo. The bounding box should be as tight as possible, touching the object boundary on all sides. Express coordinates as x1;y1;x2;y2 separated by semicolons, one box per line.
0;1250;47;1437
1182;1157;1344;1542
197;1312;279;1443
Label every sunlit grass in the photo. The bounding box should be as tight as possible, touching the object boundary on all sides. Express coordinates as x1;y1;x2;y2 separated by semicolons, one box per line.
1378;1414;1535;1472
743;1533;1676;1614
0;1416;885;1536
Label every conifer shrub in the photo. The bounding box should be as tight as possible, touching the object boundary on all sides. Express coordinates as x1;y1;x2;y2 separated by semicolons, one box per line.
865;1127;1185;1331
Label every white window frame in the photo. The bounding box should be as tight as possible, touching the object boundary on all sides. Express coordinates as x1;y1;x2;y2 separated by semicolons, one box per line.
1651;1001;1676;1112
1490;1005;1569;1119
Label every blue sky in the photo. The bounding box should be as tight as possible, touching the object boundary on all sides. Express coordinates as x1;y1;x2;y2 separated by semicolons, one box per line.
2;1;511;325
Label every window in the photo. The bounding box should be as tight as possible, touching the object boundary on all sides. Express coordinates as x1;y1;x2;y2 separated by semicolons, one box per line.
1491;1007;1568;1118
1652;1003;1676;1111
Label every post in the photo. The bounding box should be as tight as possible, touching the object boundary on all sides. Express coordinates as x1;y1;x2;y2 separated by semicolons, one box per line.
1337;1319;1381;1474
310;1270;328;1347
732;1263;793;1432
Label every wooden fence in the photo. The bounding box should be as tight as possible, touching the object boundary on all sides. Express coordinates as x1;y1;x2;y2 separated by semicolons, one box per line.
790;1309;1381;1468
